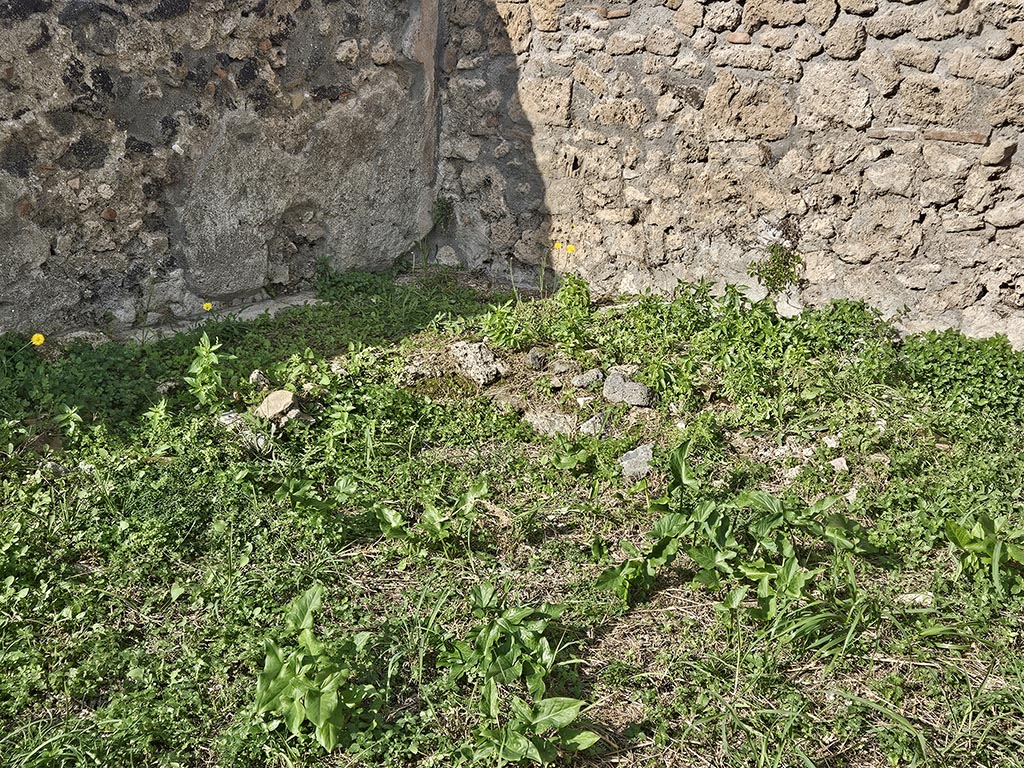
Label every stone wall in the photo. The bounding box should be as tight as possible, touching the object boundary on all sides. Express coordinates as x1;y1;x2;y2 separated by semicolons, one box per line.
1;0;438;333
437;0;1024;343
3;0;1024;344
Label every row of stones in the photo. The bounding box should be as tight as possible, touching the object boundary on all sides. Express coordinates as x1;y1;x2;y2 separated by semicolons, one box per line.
492;0;1023;36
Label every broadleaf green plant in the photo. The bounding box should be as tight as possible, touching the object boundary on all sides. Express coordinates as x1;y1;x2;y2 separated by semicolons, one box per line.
254;584;382;752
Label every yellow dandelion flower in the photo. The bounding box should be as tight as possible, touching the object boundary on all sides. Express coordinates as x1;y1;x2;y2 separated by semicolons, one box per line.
202;302;213;311
31;333;45;346
566;244;577;254
554;242;563;250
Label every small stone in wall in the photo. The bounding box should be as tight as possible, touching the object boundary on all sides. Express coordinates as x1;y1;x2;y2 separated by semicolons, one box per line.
798;62;872;129
858;48;901;95
985;201;1024;229
892;43;939;73
981;34;1015;62
773;55;803;81
987;80;1024;127
498;2;533;54
672;1;704;35
705;72;795;141
946;47;1017;89
518;77;573;126
791;27;824;60
706;2;742;33
742;0;805;32
607;31;645;55
645;27;681;56
805;0;839;33
673;49;708;77
898;74;974;129
757;28;797;49
921;180;959;207
335;39;359;64
865;8;914;39
370;39;396;66
838;0;876;15
863;160;916;198
711;45;773;70
531;0;566;32
980;138;1018;166
915;8;982;41
824;20;866;60
590;98;648;129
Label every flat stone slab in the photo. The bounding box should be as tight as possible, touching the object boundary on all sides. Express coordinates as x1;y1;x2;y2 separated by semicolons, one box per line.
620;443;654;478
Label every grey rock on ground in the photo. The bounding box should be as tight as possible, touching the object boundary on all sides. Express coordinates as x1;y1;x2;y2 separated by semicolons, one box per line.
248;370;271;389
218;411;270;454
524;410;576;436
579;411;611;437
572;368;605;388
255;390;300;425
620;443;655;478
451;341;504;386
548;359;575;376
602;369;654;407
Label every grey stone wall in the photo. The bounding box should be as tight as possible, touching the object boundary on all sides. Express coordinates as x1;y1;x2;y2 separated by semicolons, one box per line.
1;0;438;333
437;0;1024;344
3;0;1024;344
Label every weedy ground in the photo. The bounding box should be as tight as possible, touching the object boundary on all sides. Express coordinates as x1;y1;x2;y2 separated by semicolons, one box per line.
1;266;1023;768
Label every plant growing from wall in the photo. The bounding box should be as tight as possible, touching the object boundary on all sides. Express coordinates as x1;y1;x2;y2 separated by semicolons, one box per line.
748;243;804;295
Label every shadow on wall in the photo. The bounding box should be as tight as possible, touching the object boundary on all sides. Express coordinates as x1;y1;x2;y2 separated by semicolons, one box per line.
0;0;458;334
433;0;553;295
0;0;551;337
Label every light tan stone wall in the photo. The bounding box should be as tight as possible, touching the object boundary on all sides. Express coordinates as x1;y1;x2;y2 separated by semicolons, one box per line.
439;0;1024;343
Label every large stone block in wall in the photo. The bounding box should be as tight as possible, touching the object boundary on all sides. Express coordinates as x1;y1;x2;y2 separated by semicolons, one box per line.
704;72;794;140
897;74;976;128
797;62;872;129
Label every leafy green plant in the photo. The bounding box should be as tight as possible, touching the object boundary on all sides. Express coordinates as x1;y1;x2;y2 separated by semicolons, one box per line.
598;443;873;617
748;243;804;295
471;689;600;766
946;514;1024;596
483;301;538;351
184;332;234;408
432;195;455;231
375;479;488;550
54;404;84;438
254;585;382;752
439;582;569;699
544;274;592;347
